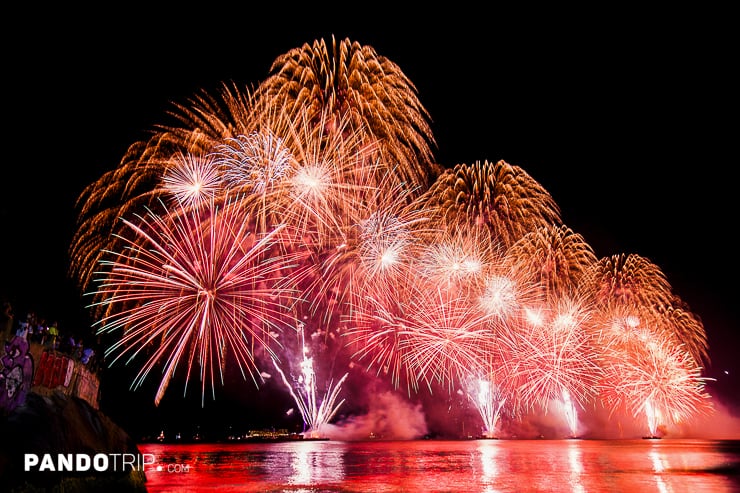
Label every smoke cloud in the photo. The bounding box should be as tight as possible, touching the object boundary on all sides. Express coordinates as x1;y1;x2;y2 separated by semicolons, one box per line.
323;391;428;440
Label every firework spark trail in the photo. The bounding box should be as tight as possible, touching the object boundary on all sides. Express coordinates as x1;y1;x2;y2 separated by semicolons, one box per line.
467;377;507;438
655;298;709;367
90;198;301;406
561;388;579;437
644;399;662;437
271;322;348;437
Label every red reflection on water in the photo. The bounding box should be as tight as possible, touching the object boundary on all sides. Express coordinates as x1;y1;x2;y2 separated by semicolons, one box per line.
139;439;740;493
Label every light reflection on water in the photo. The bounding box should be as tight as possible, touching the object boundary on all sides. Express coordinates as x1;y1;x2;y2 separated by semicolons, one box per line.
139;439;740;492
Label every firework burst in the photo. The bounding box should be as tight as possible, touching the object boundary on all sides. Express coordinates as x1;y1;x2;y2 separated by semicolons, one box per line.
70;82;260;293
502;296;601;427
253;35;441;191
421;160;561;250
211;129;296;234
162;152;224;208
582;253;709;367
347;281;493;394
276;109;384;247
417;226;504;300
580;253;674;309
599;330;713;437
71;36;715;436
89;197;301;406
504;224;597;303
302;176;435;328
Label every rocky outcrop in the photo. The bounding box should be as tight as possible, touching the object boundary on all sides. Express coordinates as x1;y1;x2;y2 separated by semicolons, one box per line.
0;390;147;492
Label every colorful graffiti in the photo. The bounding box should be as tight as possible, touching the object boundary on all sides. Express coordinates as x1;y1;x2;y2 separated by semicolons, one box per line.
0;336;34;415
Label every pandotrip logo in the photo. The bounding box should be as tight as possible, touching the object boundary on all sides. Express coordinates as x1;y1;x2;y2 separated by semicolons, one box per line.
24;453;156;472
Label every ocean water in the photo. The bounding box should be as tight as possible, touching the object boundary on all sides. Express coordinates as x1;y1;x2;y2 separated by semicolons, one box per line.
139;438;740;492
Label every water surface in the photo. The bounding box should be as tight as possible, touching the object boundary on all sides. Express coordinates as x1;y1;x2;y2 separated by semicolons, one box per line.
140;438;740;492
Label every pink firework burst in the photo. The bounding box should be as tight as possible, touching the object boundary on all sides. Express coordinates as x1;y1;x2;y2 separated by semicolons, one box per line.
347;282;493;394
502;296;601;422
598;319;713;436
90;197;302;406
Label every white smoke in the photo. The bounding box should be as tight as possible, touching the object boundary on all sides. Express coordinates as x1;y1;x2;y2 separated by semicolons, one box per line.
321;391;428;440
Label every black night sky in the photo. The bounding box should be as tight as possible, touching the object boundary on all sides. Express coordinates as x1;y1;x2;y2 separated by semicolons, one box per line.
2;9;737;437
